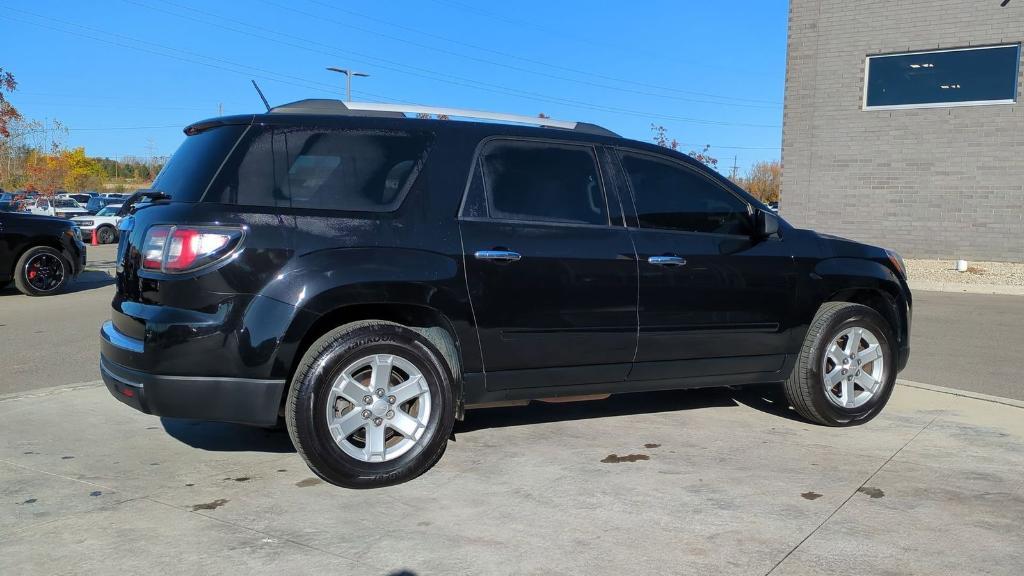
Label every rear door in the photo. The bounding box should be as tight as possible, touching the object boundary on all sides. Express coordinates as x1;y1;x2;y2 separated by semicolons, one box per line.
615;149;797;382
460;138;638;390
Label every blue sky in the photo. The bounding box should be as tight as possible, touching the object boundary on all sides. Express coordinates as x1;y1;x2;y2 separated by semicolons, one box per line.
2;0;788;173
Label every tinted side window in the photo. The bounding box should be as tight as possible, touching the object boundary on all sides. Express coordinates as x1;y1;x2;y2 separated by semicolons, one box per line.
480;140;607;225
280;128;430;212
210;126;281;207
620;152;750;235
210;127;432;212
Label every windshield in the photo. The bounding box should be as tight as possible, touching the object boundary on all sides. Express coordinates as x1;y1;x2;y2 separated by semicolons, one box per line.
86;197;110;211
96;206;121;216
153;125;247;201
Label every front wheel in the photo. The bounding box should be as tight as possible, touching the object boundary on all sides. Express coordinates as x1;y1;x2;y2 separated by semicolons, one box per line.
784;302;896;426
96;225;117;244
286;320;456;488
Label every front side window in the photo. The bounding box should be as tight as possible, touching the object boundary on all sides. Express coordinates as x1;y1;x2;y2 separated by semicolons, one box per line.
620;151;750;235
478;140;607;225
865;45;1020;109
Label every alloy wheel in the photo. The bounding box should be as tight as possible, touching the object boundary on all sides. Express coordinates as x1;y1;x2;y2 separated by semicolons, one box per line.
821;326;886;409
324;354;432;463
24;252;66;293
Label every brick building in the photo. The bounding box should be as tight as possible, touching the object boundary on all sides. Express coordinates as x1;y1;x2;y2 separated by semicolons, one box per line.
781;0;1023;261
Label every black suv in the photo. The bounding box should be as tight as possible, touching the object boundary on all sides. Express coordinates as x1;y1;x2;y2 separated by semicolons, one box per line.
100;100;911;488
1;211;86;295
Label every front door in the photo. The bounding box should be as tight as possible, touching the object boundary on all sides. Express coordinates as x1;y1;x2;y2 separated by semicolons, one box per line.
460;138;638;390
615;149;796;382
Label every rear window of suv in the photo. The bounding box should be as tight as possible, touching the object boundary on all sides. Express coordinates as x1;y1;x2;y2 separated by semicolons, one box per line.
152;125;247;202
208;126;432;212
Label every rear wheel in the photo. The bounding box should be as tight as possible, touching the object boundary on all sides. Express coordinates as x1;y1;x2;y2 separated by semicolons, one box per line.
14;246;71;296
286;320;455;488
784;302;896;426
96;225;116;244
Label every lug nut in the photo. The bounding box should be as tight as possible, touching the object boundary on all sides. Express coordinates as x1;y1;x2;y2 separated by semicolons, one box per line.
388;395;397;404
363;395;373;404
361;410;371;419
386;410;395;419
373;417;383;426
841;369;848;375
375;388;385;398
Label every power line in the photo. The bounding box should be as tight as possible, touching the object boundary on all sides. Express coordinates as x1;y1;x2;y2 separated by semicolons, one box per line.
107;2;778;128
0;7;406;106
426;0;725;74
293;0;779;106
255;0;779;109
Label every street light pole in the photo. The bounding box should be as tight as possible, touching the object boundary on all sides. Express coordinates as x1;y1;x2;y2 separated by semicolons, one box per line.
326;67;370;101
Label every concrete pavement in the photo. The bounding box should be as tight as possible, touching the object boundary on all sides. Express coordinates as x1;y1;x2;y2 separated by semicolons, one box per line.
2;381;1022;575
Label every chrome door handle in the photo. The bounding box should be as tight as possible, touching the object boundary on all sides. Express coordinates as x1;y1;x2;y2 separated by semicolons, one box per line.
474;250;522;263
648;255;686;267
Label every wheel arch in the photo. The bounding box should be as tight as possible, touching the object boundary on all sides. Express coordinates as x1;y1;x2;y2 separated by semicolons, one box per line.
10;238;67;277
812;257;911;369
277;301;466;417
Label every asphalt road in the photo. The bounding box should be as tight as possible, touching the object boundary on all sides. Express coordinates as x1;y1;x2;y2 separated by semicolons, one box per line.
901;290;1023;399
2;246;1022;400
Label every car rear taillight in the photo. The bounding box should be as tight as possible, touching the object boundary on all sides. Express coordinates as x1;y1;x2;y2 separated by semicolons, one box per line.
140;225;244;273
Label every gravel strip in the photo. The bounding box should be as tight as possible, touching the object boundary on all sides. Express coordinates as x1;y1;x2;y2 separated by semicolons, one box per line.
907;259;1024;287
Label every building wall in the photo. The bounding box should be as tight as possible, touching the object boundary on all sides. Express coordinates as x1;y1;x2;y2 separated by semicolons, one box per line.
782;0;1024;261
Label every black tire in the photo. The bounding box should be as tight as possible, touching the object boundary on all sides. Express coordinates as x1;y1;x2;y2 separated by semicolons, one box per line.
783;302;896;426
96;225;116;244
14;246;71;296
286;320;456;488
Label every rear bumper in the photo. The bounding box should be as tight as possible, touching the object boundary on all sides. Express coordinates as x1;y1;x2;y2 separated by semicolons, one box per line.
100;322;285;426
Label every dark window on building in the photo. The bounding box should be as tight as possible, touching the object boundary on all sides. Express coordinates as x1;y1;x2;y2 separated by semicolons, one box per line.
210;126;432;212
479;140;607;225
620;152;751;235
865;45;1020;109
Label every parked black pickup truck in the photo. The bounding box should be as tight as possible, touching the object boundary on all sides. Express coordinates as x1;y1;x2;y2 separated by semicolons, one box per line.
0;211;87;295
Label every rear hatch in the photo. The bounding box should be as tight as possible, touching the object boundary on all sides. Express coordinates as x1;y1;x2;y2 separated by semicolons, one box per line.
109;119;296;375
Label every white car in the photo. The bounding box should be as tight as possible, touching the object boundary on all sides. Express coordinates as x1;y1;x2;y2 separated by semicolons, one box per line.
71;204;123;244
30;197;90;219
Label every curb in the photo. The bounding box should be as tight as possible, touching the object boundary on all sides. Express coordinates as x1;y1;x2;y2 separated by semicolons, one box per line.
907;280;1024;296
897;379;1024;409
82;267;116;279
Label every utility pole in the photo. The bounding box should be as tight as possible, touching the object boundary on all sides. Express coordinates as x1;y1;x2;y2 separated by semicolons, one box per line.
730;156;739;181
326;67;370;101
218;102;223;116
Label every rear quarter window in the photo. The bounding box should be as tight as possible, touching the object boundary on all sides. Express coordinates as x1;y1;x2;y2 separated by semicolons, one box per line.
152;125;247;202
208;126;432;212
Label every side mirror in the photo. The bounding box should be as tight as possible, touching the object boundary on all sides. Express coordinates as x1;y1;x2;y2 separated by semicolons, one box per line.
754;208;780;239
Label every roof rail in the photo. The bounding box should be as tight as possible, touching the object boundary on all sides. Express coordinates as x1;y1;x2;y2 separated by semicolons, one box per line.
268;99;619;137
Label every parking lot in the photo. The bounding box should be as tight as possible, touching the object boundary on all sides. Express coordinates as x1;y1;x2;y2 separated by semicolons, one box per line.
2;245;1024;575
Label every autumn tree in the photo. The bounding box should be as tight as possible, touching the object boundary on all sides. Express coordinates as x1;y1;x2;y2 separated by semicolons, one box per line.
650;124;718;169
736;160;781;203
0;68;20;138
